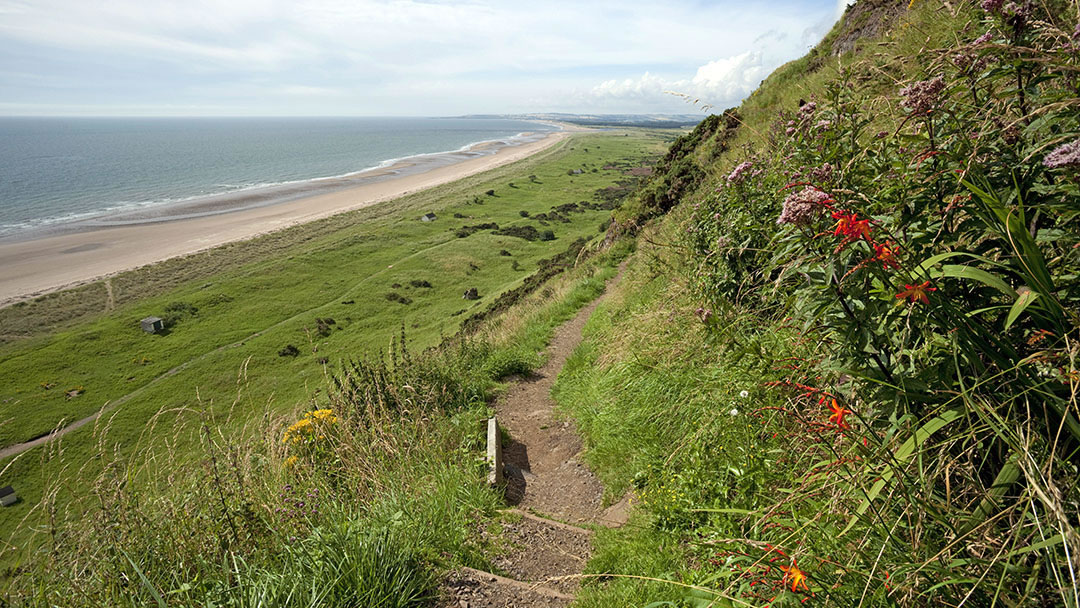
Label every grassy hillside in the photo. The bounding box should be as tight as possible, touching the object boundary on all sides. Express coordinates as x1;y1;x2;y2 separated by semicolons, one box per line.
556;1;1080;606
0;130;671;557
1;237;637;605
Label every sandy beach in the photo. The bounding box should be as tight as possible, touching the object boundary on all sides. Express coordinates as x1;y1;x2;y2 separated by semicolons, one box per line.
0;130;569;306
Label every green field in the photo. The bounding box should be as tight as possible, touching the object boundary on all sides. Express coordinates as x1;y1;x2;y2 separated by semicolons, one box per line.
0;130;671;544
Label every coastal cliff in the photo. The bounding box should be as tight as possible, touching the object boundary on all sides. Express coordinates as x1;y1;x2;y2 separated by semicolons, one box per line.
4;1;1080;606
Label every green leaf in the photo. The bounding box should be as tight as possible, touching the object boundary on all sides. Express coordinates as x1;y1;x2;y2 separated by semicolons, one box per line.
961;177;1061;317
1004;534;1064;560
690;507;756;515
958;450;1021;536
1005;288;1039;330
939;264;1014;297
119;548;167;608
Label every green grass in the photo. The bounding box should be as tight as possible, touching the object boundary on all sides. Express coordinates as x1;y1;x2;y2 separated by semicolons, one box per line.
0;130;666;550
1;232;635;604
574;514;687;608
552;221;808;606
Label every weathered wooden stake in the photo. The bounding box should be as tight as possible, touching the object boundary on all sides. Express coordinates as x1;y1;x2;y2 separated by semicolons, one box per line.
486;417;503;487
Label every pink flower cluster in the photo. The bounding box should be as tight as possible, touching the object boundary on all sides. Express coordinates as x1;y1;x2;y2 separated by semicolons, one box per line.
811;163;834;183
899;76;945;115
777;186;831;226
1002;2;1030;21
1043;139;1080;169
728;161;755;184
784;101;821;137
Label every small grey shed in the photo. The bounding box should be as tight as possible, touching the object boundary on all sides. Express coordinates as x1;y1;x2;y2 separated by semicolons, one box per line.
420;212;437;222
0;486;16;507
141;316;164;334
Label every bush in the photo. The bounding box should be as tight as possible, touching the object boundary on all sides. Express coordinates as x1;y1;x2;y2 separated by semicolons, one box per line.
384;293;412;305
313;317;336;338
540;230;555;242
492;225;541;241
455;223;499;238
278;344;300;357
162;301;198;327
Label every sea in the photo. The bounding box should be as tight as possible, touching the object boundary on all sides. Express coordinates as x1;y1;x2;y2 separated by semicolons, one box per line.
0;117;557;240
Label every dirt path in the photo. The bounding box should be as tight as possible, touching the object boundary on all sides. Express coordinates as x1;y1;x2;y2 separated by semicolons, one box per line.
499;277;626;527
104;278;115;312
442;263;628;607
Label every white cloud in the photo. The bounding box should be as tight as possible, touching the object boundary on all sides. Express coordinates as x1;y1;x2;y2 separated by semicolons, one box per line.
589;50;770;112
0;0;842;115
690;51;769;101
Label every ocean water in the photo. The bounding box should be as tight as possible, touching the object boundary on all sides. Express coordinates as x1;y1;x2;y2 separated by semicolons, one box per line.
0;117;556;238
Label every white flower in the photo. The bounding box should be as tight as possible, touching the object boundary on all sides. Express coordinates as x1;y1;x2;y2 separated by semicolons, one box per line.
729;408;739;416
739;390;749;398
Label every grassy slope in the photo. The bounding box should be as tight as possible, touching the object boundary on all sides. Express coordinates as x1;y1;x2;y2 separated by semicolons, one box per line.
0;130;671;544
555;218;805;607
552;2;1080;606
4;236;637;605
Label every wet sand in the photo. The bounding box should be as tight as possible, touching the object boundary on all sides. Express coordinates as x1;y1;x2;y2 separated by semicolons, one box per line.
0;131;568;306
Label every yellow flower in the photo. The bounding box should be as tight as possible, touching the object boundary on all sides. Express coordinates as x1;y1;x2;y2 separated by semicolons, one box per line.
282;409;337;445
285;455;299;468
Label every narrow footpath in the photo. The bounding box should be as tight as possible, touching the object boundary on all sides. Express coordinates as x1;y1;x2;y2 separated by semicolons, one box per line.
441;265;630;608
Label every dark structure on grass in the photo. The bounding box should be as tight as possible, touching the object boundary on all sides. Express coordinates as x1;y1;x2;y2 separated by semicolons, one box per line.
0;486;17;507
420;212;437;222
140;316;164;334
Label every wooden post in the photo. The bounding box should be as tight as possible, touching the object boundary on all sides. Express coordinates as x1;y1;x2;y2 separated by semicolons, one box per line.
486;417;503;487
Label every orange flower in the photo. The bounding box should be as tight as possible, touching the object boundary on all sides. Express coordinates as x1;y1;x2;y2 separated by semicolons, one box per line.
873;242;901;270
832;210;872;244
780;561;811;593
895;280;937;305
827;398;852;429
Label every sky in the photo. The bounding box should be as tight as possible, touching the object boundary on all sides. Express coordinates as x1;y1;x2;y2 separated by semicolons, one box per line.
0;0;848;117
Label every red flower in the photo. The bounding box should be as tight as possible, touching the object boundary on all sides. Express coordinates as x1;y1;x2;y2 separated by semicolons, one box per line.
780;561;811;593
895;281;937;305
827;398;852;429
873;242;901;270
832;210;872;244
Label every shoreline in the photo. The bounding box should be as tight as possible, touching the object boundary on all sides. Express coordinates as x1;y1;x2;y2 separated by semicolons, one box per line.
0;128;554;241
0;129;573;307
